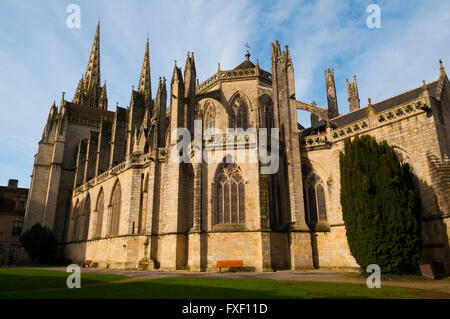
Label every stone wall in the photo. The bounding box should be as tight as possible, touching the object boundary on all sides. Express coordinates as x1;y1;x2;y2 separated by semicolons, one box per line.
303;94;450;271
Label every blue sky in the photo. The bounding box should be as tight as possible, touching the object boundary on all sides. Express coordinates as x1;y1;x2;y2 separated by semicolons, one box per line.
0;0;449;187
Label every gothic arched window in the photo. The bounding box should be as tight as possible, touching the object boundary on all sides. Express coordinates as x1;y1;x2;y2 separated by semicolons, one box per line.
302;163;328;230
259;96;275;150
230;96;248;129
138;174;149;234
109;181;121;236
214;162;245;225
71;201;80;241
204;104;216;132
82;195;91;240
95;190;104;238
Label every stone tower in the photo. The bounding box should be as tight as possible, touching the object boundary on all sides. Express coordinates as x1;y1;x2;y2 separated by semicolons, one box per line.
23;23;113;247
72;21;107;109
271;41;313;269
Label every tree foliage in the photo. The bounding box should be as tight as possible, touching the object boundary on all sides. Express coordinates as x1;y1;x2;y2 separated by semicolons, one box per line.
20;223;57;264
339;135;422;274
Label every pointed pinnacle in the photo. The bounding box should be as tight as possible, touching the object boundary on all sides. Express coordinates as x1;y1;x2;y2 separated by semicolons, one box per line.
440;58;445;75
138;37;151;96
84;21;101;87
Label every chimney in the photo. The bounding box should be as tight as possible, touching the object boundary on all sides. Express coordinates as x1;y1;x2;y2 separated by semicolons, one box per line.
7;179;18;189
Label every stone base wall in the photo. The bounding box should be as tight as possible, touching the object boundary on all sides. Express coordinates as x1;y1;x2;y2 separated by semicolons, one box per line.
316;226;359;268
65;235;147;269
205;232;263;271
63;227;363;271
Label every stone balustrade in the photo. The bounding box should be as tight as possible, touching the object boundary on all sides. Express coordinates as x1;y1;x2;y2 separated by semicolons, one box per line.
196;66;271;94
301;98;426;150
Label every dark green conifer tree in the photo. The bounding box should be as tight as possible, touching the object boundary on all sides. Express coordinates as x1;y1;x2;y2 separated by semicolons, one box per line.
339;135;422;274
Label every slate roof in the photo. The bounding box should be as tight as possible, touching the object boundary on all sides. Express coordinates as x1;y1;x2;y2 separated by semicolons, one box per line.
300;80;439;133
66;102;115;122
331;80;439;128
234;60;255;70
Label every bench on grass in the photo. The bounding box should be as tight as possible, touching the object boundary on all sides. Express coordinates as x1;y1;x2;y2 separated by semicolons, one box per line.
216;260;243;272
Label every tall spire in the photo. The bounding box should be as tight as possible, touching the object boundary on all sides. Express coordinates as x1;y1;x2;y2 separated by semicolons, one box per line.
74;21;102;108
138;36;152;110
84;20;101;91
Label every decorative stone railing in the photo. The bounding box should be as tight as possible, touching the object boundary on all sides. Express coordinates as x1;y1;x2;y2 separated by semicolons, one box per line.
73;160;128;196
300;98;427;150
301;133;330;148
196;66;272;94
110;162;126;176
203;132;257;150
73;149;170;196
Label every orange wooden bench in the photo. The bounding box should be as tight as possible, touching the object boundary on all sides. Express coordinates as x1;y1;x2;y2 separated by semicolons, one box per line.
216;260;243;272
83;260;93;268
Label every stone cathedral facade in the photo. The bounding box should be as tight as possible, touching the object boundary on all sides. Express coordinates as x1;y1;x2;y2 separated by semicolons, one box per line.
23;23;450;272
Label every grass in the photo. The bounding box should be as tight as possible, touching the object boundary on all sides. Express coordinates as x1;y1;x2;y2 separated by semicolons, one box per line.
0;268;443;299
0;268;126;292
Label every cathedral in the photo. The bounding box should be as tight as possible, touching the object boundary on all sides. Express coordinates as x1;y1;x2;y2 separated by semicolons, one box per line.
23;23;450;272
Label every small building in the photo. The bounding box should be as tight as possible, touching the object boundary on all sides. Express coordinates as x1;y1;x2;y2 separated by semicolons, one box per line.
0;179;27;265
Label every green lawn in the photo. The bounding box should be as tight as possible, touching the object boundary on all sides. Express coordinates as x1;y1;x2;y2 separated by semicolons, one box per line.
0;268;442;299
0;268;126;292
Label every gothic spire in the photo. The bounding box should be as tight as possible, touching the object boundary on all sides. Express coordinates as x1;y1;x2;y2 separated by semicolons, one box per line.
138;37;152;108
84;21;101;91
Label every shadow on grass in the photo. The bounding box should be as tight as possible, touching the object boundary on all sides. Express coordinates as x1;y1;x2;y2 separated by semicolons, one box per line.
0;276;426;299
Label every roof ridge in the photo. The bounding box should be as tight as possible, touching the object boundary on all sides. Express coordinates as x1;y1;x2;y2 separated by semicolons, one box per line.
331;78;440;121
